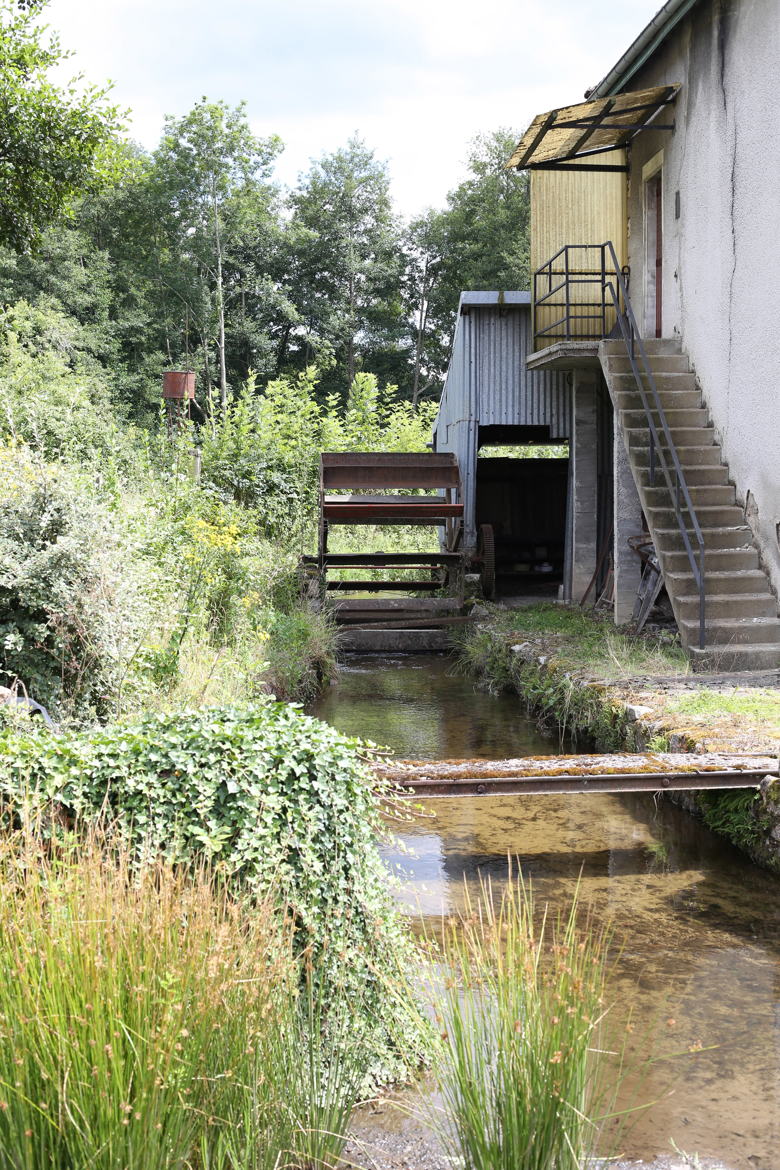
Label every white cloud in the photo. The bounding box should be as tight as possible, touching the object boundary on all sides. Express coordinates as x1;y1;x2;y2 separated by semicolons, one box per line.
45;0;662;216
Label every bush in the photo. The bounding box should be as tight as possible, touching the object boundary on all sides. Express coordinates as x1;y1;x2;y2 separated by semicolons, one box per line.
0;701;420;1084
0;300;136;472
0;445;152;719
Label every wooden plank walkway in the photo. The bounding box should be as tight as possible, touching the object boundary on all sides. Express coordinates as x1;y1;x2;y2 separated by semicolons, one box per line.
374;752;780;798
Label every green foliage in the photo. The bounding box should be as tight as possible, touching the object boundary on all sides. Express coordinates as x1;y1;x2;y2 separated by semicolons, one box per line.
0;702;420;1083
200;368;436;546
0;0;125;252
696;789;772;852
151;99;283;409
478;443;569;459
0;300;135;467
0;837;370;1170
0;445;152;719
286;135;406;395
405;128;530;395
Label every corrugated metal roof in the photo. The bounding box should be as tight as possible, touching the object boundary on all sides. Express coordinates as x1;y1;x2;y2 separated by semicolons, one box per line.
459;291;531;309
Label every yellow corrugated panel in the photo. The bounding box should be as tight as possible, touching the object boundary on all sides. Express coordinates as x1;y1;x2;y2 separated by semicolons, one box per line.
531;156;627;349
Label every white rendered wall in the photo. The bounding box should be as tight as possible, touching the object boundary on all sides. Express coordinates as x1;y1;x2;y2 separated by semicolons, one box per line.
624;0;780;597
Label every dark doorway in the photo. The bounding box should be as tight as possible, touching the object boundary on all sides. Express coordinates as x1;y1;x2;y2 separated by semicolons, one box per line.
475;429;569;599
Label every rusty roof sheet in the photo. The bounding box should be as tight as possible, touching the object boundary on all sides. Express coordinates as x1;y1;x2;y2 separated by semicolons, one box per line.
506;84;680;170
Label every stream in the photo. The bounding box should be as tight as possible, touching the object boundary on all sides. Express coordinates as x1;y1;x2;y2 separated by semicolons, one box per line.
312;654;780;1170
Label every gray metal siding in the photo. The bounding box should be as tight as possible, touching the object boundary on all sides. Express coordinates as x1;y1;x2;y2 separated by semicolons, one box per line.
434;301;570;549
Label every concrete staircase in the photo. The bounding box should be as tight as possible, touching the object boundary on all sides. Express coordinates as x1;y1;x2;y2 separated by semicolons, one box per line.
600;339;780;672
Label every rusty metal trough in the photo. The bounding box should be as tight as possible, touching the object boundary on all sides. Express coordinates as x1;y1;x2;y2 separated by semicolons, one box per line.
374;752;780;798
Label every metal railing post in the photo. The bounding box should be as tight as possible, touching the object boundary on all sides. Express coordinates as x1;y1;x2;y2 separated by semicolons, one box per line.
564;248;571;340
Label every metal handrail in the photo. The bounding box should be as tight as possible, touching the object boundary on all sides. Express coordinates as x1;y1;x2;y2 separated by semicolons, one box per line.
533;241;706;649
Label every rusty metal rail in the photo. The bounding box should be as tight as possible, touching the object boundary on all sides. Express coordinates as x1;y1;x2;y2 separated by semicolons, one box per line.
374;752;780;798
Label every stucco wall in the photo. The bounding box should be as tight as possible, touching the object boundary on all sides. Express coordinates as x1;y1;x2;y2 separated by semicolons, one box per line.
624;0;780;597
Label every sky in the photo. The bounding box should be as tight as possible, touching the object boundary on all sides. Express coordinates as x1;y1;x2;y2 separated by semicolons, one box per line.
45;0;662;217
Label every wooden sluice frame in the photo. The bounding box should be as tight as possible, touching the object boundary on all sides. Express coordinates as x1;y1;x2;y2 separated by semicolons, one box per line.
303;453;468;620
373;752;780;798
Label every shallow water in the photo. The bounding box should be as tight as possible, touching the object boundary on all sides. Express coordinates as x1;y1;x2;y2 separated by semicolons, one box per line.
312;655;780;1170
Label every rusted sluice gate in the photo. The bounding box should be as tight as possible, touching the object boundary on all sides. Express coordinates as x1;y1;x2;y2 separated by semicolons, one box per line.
374;752;780;798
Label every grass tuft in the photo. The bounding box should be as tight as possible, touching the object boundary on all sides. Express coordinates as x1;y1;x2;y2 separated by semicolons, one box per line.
0;834;367;1170
426;876;629;1170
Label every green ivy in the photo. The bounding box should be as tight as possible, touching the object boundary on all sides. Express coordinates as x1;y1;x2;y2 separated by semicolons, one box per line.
0;701;420;1083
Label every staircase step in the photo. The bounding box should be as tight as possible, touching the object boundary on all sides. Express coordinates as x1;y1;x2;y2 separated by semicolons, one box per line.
611;371;698;392
660;547;760;573
647;504;746;528
614;387;702;411
687;643;780;672
636;464;730;487
680;617;780;647
621;407;709;430
602;338;682;354
628;426;717;448
642;483;736;506
632;444;724;467
608;354;691;374
653;525;753;551
666;569;771;595
676;593;778;620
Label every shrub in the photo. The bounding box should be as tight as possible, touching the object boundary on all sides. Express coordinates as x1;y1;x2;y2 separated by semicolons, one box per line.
0;702;420;1084
0;300;135;472
0;445;152;719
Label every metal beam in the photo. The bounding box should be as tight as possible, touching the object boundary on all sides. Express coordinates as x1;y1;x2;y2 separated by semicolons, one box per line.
529;163;629;173
513;109;557;169
375;752;779;799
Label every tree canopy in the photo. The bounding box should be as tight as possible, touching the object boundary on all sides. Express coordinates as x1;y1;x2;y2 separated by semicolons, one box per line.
0;0;124;252
0;4;530;413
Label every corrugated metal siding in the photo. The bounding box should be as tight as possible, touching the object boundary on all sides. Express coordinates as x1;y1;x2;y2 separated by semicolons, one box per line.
434;302;570;550
474;308;570;436
531;157;628;347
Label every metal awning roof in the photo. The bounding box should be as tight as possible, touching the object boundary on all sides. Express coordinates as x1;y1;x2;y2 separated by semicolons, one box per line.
506;84;680;172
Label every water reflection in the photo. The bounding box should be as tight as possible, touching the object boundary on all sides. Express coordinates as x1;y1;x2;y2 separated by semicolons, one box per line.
312;655;780;1169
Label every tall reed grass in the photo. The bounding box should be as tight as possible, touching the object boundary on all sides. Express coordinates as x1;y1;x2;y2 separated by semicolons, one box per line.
429;878;625;1170
0;835;367;1169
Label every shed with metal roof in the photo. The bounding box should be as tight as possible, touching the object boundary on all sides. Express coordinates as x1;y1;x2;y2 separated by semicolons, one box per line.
433;292;571;593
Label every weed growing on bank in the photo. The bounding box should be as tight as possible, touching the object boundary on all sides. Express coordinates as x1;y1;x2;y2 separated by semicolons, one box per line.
455;603;687;748
460;603;688;683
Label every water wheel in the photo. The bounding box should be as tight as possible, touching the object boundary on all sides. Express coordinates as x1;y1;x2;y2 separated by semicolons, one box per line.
477;523;495;600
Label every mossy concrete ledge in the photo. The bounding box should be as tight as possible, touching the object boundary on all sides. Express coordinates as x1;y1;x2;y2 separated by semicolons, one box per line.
455;604;780;872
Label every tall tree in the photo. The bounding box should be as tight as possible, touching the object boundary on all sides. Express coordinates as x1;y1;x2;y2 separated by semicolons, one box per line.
403;129;530;398
0;0;124;252
287;136;405;396
151;101;282;412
